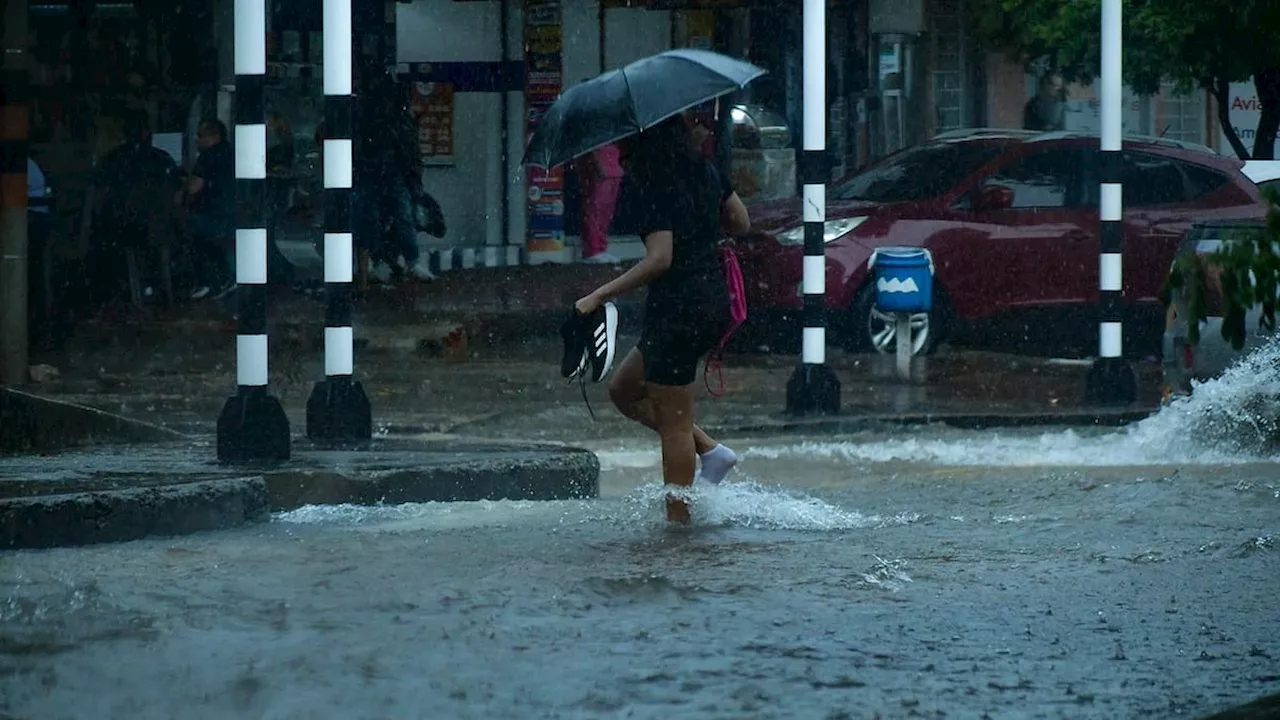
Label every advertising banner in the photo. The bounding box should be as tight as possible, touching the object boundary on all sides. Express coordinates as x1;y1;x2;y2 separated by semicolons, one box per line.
1218;80;1277;158
525;0;566;258
411;81;456;166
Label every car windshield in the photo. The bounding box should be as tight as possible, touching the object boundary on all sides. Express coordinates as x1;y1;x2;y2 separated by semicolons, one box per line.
833;141;1006;202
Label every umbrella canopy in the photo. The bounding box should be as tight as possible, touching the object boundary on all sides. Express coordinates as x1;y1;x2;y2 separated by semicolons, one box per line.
521;48;767;170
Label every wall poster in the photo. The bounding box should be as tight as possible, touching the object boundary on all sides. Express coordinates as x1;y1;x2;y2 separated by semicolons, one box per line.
524;0;566;258
411;80;456;166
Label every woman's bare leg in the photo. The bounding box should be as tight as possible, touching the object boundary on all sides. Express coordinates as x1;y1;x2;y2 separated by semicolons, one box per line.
646;381;697;524
608;349;717;454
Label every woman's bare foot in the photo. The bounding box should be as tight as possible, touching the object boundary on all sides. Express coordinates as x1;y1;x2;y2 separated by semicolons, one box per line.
666;495;691;524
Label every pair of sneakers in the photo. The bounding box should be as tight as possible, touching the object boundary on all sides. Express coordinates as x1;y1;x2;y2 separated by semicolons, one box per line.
561;302;619;384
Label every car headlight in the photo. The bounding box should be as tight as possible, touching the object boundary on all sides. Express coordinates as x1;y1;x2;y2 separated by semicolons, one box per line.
775;216;867;246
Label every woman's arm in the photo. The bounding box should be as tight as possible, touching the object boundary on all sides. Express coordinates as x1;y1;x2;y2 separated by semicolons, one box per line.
577;231;673;311
720;191;750;235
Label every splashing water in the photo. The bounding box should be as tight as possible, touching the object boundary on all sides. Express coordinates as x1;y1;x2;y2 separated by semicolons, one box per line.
609;480;920;532
274;479;914;533
274;498;587;530
749;341;1280;468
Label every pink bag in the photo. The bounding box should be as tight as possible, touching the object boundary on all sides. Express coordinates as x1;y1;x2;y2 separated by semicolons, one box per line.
704;244;748;397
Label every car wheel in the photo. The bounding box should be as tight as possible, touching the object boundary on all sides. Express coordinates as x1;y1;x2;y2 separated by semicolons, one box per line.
845;282;944;356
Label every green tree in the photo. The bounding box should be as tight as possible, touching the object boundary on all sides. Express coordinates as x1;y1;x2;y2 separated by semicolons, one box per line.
1162;189;1278;351
969;0;1280;159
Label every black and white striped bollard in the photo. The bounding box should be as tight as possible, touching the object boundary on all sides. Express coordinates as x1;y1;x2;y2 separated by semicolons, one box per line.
785;0;841;415
306;0;372;442
1085;0;1137;404
216;0;291;462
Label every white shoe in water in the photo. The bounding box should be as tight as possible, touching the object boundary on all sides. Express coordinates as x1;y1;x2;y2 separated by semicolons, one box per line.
697;444;739;485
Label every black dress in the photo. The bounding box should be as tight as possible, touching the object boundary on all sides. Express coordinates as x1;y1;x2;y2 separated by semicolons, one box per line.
634;159;733;386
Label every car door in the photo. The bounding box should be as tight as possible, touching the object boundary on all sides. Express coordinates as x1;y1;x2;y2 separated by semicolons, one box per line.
948;145;1096;319
1117;150;1196;304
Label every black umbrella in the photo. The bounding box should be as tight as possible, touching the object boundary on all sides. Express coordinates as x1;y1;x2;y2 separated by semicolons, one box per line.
521;49;767;170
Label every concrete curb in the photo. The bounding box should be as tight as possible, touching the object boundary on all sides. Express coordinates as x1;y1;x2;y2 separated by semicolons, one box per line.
0;477;271;550
0;441;600;550
703;407;1158;438
264;444;601;511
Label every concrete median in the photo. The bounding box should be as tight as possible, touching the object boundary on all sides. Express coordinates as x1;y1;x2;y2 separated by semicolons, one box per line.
0;439;600;550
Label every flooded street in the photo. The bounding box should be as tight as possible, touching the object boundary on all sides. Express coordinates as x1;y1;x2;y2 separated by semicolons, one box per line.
4;406;1280;718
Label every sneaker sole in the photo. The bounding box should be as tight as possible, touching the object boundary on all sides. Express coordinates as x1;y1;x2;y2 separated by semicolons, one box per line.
593;302;619;382
561;311;589;379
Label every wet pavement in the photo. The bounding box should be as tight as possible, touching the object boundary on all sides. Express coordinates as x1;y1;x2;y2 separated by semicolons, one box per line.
2;424;1278;719
8;282;1280;717
3;348;1280;718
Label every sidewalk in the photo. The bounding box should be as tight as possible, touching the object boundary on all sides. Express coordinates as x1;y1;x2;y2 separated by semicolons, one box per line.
26;326;1165;444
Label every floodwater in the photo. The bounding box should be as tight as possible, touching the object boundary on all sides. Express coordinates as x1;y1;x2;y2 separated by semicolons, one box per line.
3;348;1280;719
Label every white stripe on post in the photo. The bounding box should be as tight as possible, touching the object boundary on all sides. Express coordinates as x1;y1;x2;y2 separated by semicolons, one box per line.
803;184;825;223
1100;252;1122;292
1100;183;1121;222
324;232;354;283
322;0;352;95
803;327;825;365
233;0;266;75
236;228;268;285
1100;322;1122;359
803;255;825;295
324;327;355;376
234;124;267;180
1100;0;1122;153
323;139;353;188
237;335;269;387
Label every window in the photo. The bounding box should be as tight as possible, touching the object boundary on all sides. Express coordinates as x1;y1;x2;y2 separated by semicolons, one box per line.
1122;152;1188;206
834;141;1005;203
1179;161;1230;199
977;150;1076;208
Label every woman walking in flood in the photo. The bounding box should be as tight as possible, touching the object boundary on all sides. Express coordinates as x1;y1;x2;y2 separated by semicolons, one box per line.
571;111;751;523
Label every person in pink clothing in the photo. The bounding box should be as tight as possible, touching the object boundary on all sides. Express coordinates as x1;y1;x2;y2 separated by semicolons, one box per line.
576;143;624;264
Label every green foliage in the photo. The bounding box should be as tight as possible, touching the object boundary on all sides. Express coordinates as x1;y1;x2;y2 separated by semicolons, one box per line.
1162;186;1280;350
968;0;1280;95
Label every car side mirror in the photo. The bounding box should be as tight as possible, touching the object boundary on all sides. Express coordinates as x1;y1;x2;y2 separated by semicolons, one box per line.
976;183;1014;211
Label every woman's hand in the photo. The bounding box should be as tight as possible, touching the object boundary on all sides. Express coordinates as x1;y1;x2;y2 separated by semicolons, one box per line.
574;292;603;316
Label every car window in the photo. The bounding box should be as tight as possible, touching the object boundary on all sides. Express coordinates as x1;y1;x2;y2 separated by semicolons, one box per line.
1122;151;1188;206
976;150;1076;209
833;141;1005;203
1178;161;1230;199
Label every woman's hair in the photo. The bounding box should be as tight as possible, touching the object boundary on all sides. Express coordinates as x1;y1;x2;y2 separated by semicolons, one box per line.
629;113;717;220
629;114;697;184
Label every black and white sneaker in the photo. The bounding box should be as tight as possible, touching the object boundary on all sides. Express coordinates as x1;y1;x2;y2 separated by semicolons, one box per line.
560;308;590;380
559;301;618;382
586;301;618;383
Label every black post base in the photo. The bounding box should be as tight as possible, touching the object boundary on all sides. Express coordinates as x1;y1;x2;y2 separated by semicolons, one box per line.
1085;356;1138;406
216;386;291;463
306;375;372;444
786;363;842;416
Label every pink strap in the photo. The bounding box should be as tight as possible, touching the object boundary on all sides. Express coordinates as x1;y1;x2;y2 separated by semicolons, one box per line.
704;245;747;398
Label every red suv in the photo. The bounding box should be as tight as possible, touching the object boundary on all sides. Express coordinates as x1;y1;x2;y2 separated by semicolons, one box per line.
733;129;1268;357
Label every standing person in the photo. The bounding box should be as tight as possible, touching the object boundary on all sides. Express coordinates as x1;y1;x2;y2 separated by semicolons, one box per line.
575;143;624;264
1023;72;1066;132
354;70;434;282
81;111;177;306
570;112;752;524
184;118;236;300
